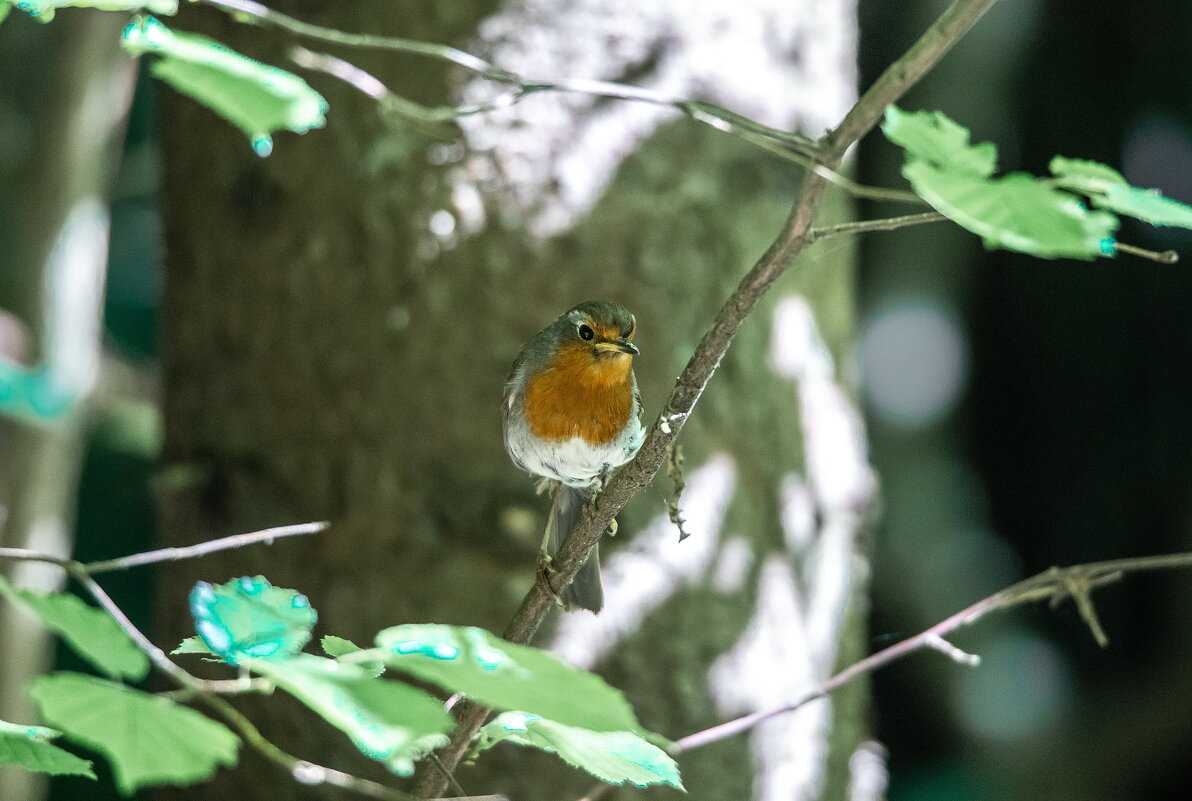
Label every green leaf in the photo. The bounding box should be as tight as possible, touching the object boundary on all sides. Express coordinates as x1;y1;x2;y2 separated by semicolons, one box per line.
903;162;1118;260
247;654;452;776
882;106;998;177
0;4;11;25
1098;184;1192;228
477;712;682;789
322;635;384;677
374;624;643;733
1051;156;1192;229
189;575;316;665
171;635;214;655
30;672;239;794
0;576;149;681
0;720;96;779
122;16;327;156
1049;156;1128;187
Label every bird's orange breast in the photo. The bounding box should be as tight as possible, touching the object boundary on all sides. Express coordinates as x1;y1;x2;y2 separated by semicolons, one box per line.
523;346;634;445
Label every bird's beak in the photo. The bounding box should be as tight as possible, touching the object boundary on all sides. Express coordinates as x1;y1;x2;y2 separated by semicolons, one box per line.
595;339;640;356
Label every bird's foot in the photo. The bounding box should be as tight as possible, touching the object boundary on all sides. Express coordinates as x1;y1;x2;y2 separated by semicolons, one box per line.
536;551;565;608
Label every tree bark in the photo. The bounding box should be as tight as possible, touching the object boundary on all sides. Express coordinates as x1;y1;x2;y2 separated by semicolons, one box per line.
156;3;868;799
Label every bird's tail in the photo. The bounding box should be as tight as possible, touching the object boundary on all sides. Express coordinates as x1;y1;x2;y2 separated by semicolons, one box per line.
546;482;603;613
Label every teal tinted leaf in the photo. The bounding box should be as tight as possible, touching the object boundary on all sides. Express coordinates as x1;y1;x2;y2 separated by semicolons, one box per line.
30;672;239;794
322;635;384;677
375;624;642;733
0;720;96;779
122;16;327;156
189;576;316;665
0;576;148;681
904;162;1118;259
1051;156;1192;229
171;635;214;655
248;655;452;776
1098;184;1192;228
14;0;176;20
882;106;998;177
478;712;682;789
0;363;78;424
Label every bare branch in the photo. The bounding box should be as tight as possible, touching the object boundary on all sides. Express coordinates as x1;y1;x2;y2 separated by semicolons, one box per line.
201;0;519;83
808;212;947;243
923;634;980;666
82;521;329;574
825;0;1001;155
669;551;1192;753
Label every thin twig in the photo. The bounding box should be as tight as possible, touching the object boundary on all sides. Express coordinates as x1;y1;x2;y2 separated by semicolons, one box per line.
665;441;691;542
82;521;329;574
289;46;390;100
70;566;200;686
808;211;947;243
208;0;828;165
413;0;1002;796
197;693;416;801
288;42;923;208
669;551;1192;753
201;0;520;83
1114;242;1180;264
428;753;468;797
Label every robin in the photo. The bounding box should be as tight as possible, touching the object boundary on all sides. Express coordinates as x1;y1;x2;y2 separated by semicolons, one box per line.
502;300;644;613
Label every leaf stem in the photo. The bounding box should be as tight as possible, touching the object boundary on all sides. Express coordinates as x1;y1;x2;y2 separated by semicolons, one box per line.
1114;242;1180;264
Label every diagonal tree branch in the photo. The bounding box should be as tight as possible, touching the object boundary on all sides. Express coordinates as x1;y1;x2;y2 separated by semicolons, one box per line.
413;0;1002;796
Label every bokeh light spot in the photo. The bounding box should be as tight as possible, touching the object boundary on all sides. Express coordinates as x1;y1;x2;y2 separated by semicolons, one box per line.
953;631;1071;741
860;298;968;428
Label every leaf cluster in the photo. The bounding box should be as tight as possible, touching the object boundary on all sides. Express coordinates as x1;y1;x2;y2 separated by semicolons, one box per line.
0;574;682;795
882;107;1192;259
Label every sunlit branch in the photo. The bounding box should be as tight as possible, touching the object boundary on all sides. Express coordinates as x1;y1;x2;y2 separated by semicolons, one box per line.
286;40;922;206
201;0;520;83
207;0;827;164
83;521;328;574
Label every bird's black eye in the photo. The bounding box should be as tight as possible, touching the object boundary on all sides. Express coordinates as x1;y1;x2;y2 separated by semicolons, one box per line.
578;324;595;341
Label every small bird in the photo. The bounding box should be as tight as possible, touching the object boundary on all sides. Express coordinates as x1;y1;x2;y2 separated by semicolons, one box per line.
502;300;644;613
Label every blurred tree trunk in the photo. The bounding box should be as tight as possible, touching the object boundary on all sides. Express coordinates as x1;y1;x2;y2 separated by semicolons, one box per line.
0;10;134;801
155;2;871;800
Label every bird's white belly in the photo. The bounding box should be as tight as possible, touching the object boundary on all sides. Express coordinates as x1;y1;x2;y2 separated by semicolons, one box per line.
507;423;644;489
